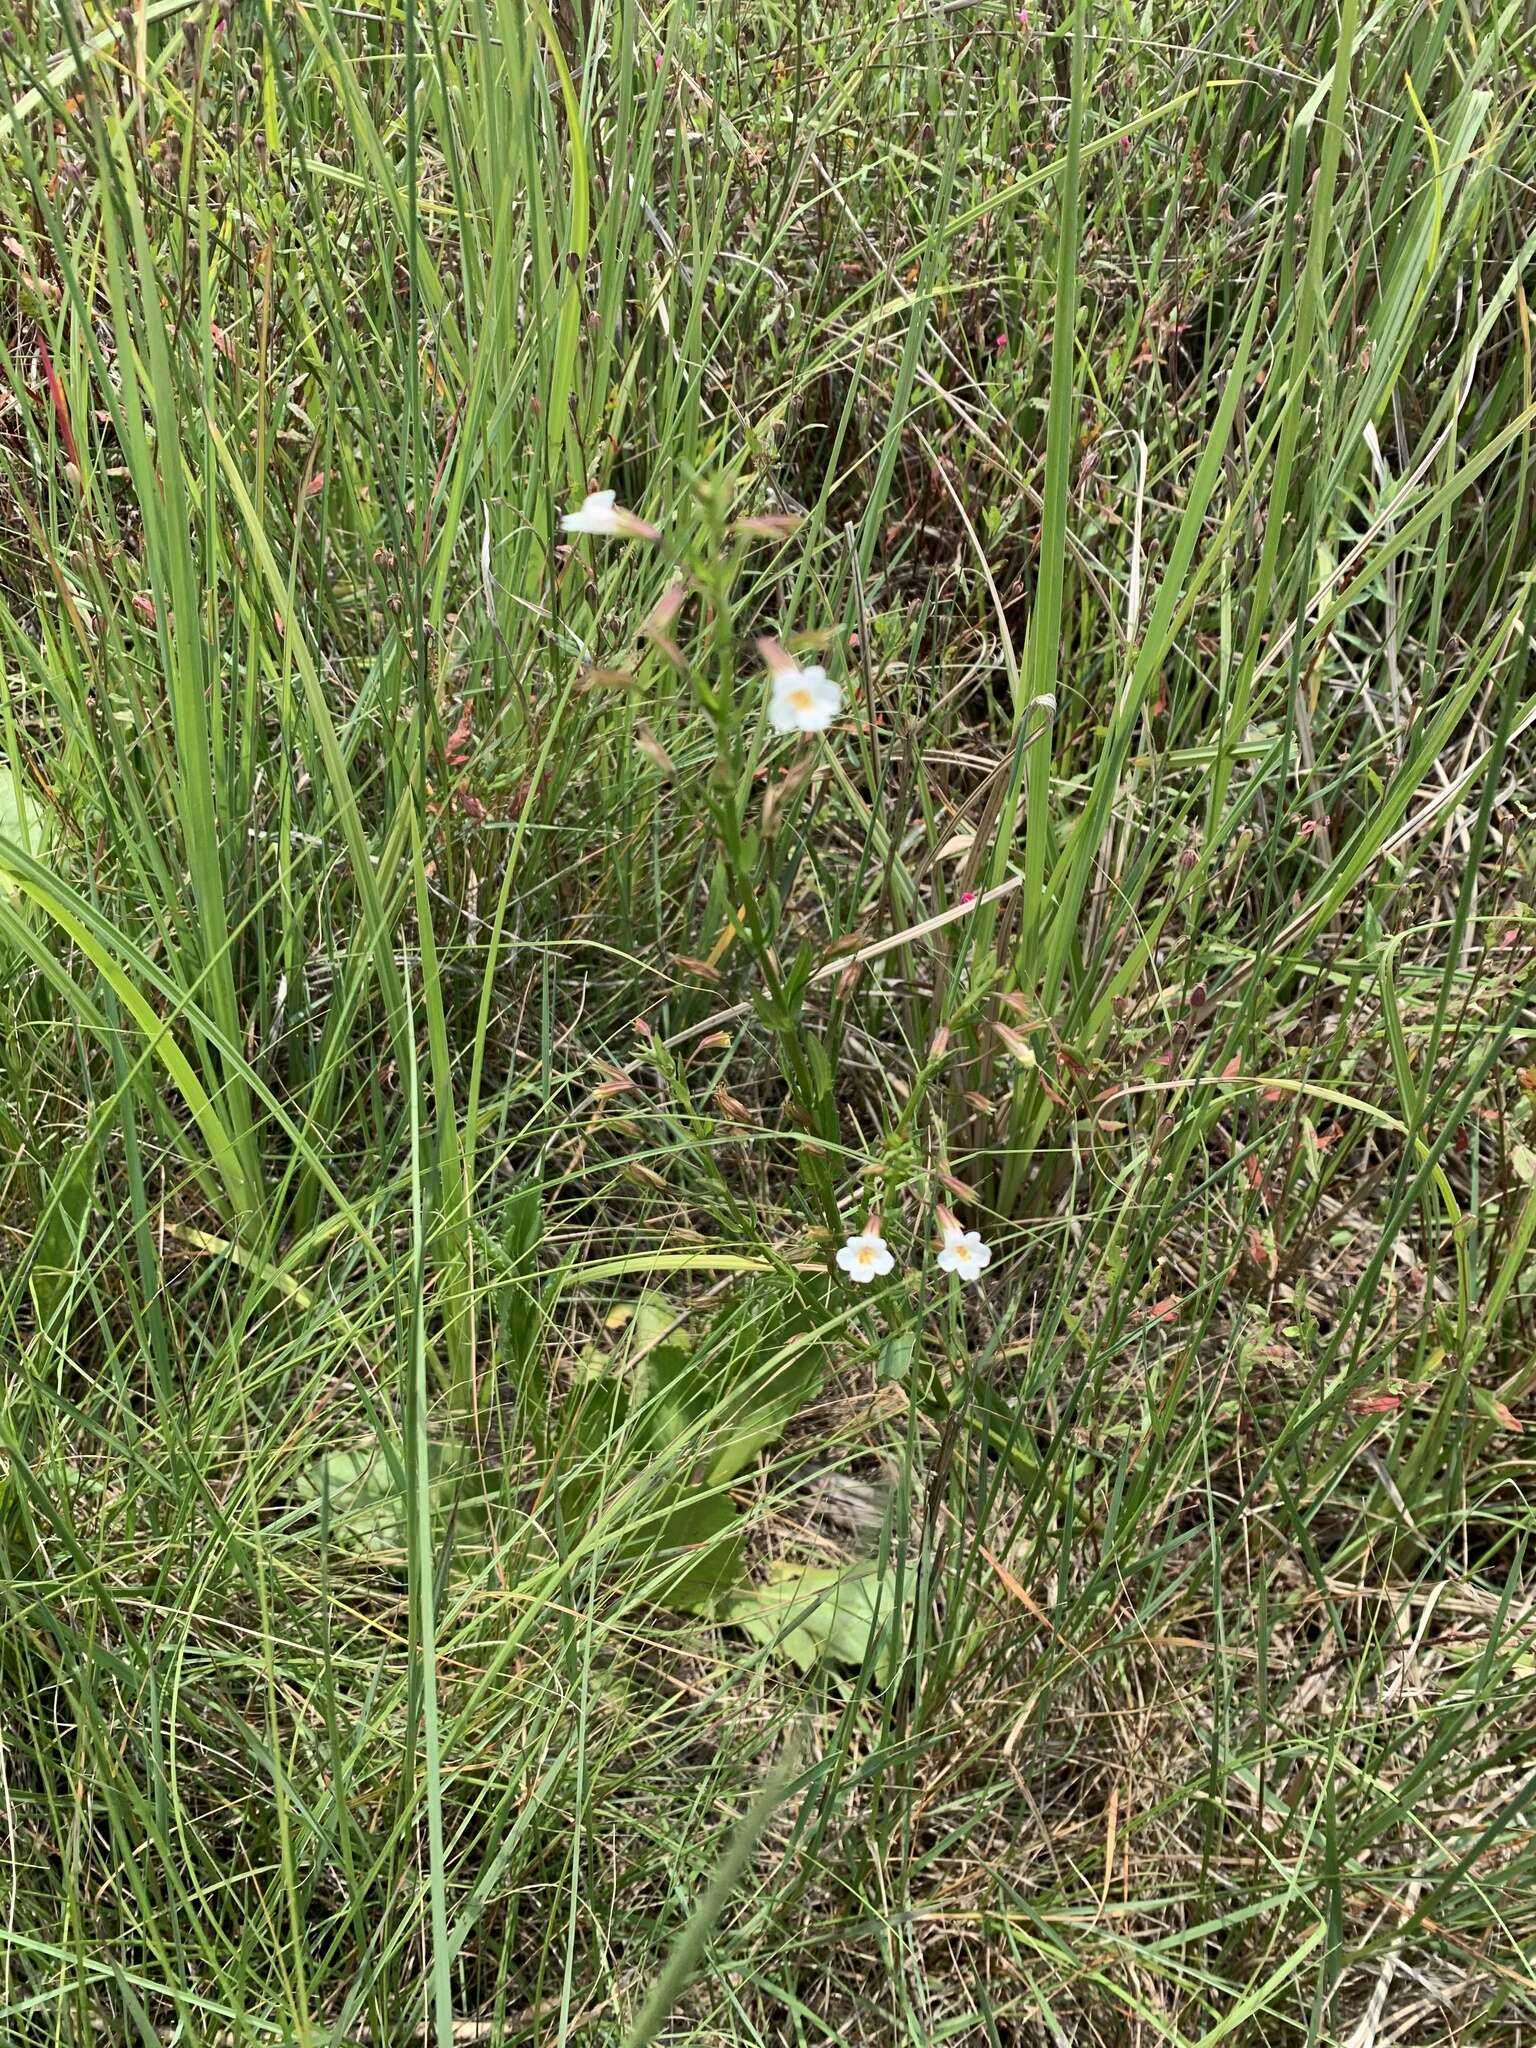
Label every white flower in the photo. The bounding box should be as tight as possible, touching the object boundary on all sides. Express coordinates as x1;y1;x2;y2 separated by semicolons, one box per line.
836;1231;895;1284
767;663;841;735
938;1227;992;1283
560;489;660;539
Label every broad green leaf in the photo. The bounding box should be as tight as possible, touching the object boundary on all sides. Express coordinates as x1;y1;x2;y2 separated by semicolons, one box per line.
28;1147;93;1329
630;1291;706;1452
0;759;49;930
297;1438;483;1556
726;1558;913;1682
705;1335;826;1486
0;765;46;854
296;1444;409;1553
648;1490;746;1613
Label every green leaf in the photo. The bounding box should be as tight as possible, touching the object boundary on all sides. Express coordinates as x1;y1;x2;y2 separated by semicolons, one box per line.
0;759;49;930
783;941;816;1009
296;1443;410;1553
625;1287;829;1485
28;1146;93;1329
297;1437;481;1556
0;764;46;853
749;986;789;1033
649;1489;746;1613
560;1288;836;1614
630;1291;704;1451
705;1335;825;1485
878;1330;918;1383
725;1558;913;1682
801;1030;834;1106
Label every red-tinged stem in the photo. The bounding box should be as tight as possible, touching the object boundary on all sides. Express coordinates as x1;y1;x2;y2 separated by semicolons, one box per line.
36;328;79;474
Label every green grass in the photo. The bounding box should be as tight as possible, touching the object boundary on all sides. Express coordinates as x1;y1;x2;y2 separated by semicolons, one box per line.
3;0;1536;2041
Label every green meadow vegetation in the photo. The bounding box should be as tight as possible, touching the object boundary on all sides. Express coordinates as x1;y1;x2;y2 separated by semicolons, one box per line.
3;0;1536;2040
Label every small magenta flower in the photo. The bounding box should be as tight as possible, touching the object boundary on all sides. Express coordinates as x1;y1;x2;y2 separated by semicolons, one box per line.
560;488;660;539
837;1216;895;1285
936;1205;992;1283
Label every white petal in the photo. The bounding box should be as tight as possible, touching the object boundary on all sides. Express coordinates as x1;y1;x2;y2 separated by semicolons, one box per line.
806;674;842;718
766;664;842;736
838;1236;884;1285
561;490;619;535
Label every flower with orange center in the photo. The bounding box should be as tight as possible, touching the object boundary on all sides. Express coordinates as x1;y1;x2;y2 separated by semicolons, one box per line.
836;1218;895;1285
